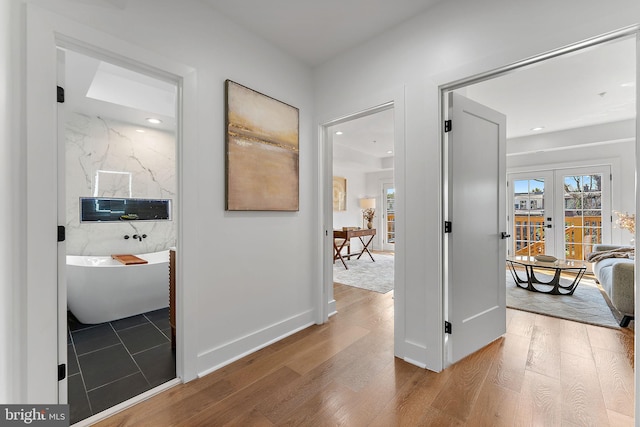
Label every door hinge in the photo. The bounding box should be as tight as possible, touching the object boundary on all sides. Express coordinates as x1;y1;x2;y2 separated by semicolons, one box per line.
57;225;65;242
58;364;66;381
444;221;452;233
444;321;452;334
444;120;452;133
57;86;65;103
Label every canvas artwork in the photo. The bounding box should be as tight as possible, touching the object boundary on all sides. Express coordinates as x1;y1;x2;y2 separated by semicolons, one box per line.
333;176;346;211
225;80;299;211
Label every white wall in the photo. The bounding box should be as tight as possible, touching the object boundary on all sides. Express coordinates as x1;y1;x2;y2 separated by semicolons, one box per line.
333;167;367;229
333;166;394;252
0;0;26;404
314;0;640;371
15;0;316;402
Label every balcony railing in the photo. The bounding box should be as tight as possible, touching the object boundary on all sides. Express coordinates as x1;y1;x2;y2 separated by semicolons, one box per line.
513;215;602;260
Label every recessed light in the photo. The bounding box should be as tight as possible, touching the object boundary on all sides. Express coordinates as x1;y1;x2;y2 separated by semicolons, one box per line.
136;129;145;133
146;118;162;124
335;131;343;135
387;150;393;154
530;126;545;131
621;81;636;88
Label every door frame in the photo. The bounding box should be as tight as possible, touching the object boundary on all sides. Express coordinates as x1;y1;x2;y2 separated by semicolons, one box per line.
317;87;407;360
319;101;394;320
56;41;183;413
25;5;198;404
440;26;639;368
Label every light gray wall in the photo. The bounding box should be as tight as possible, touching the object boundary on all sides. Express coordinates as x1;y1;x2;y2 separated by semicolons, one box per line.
314;0;640;371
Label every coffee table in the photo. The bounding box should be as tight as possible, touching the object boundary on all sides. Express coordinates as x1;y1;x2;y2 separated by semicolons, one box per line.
506;256;587;295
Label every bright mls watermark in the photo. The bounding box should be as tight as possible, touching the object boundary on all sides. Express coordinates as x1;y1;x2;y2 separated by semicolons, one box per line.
0;405;68;426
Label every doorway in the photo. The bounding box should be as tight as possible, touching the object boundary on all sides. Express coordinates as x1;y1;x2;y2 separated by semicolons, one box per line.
329;106;395;296
59;46;179;424
442;30;636;366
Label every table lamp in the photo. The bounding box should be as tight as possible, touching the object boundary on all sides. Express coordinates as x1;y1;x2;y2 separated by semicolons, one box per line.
359;198;376;229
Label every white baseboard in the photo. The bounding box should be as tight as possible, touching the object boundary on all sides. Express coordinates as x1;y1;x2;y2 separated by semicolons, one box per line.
403;356;427;369
328;299;337;317
401;339;433;371
197;309;316;378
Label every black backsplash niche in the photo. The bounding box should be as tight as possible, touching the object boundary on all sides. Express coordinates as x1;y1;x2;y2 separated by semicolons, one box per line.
80;198;172;222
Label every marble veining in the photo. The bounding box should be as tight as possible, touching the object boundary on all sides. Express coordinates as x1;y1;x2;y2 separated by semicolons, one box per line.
66;113;176;256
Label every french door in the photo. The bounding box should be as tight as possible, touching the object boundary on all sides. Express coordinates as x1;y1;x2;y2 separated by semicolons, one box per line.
382;183;395;251
509;171;555;258
509;166;611;263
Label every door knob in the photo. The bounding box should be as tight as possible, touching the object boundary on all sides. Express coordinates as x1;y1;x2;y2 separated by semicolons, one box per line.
501;232;511;239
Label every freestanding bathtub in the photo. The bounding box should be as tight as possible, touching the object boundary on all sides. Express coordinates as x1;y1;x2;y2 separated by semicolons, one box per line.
66;250;170;324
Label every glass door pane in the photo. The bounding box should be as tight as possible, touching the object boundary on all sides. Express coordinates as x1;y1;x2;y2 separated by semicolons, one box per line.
562;174;604;261
513;178;547;257
384;185;395;249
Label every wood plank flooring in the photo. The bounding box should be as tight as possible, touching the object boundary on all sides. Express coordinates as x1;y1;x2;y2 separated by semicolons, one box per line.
96;283;634;426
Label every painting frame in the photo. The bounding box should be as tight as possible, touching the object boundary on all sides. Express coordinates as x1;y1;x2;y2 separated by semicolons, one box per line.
225;80;300;211
333;176;347;211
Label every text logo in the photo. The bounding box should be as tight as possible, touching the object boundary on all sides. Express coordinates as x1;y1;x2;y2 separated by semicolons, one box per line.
1;405;68;427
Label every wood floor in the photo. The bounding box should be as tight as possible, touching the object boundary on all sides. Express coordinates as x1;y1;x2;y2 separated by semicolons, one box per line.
96;283;635;426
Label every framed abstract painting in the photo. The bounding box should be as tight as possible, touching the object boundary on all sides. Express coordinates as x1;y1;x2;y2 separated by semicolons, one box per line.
225;80;299;211
333;176;346;211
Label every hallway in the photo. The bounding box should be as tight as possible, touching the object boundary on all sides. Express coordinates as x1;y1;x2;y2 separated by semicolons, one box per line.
97;284;634;426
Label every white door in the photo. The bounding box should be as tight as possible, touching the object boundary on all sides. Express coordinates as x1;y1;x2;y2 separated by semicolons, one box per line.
57;48;68;402
445;92;507;364
508;171;555;258
382;183;395;251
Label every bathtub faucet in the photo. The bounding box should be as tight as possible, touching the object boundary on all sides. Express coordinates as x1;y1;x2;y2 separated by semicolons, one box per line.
132;234;147;242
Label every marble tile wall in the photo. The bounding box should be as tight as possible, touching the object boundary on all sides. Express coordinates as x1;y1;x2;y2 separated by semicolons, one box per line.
66;113;176;256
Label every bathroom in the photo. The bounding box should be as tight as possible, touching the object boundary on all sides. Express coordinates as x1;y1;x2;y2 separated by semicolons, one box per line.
62;48;178;424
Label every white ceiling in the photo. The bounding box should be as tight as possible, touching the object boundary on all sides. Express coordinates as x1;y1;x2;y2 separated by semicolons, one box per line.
333;36;635;170
462;37;636;139
63;48;177;132
202;0;446;67
330;108;395;160
61;1;635;171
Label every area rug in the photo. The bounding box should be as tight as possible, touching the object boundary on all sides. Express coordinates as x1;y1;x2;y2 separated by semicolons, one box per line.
333;253;394;293
506;271;620;329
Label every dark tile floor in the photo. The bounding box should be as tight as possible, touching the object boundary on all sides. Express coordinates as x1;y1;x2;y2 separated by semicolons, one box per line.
67;308;175;425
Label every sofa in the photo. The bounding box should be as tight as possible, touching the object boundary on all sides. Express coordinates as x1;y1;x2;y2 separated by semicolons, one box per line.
590;244;635;327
